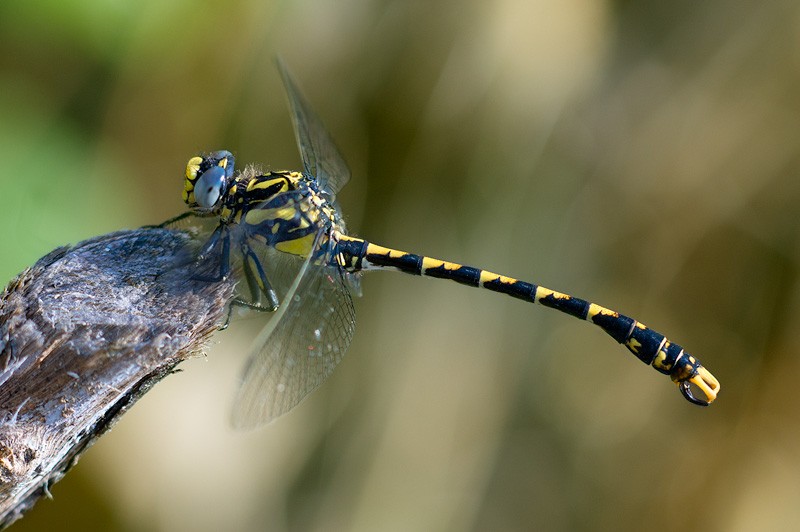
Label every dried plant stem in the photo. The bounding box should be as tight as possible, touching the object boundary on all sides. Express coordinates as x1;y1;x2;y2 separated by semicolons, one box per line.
0;228;234;528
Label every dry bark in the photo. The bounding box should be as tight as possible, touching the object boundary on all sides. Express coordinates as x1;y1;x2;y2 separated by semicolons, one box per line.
0;228;234;528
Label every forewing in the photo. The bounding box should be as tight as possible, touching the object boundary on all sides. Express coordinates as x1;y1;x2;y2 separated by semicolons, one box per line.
277;58;351;198
231;244;356;429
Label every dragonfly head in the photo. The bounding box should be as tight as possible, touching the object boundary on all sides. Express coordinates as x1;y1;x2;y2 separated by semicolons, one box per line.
183;150;236;211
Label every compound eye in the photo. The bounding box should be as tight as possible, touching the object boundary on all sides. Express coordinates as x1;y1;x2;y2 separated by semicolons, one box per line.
209;150;235;179
195;166;226;209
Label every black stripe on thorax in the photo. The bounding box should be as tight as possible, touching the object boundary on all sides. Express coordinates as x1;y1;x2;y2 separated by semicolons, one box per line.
239;172;297;204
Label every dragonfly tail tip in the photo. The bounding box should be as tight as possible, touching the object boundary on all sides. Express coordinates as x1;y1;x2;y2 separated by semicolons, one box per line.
678;366;720;406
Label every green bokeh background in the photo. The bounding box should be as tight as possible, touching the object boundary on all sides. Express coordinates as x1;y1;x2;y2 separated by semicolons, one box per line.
2;0;799;530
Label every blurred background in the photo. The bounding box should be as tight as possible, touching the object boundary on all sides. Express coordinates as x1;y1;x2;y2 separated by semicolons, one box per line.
1;0;798;530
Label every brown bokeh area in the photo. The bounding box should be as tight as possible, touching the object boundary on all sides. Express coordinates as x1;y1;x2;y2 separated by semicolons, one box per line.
2;1;799;530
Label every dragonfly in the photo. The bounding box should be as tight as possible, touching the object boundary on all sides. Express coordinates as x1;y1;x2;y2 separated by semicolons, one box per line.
164;60;720;429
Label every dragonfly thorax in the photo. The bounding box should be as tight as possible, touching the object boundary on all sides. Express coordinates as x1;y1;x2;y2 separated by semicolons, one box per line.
187;152;339;256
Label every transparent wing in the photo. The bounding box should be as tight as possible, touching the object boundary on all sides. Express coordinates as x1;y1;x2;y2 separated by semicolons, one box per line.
277;58;352;198
231;232;357;429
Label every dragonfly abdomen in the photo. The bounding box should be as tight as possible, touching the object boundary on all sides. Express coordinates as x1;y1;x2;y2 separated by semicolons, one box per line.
335;234;719;406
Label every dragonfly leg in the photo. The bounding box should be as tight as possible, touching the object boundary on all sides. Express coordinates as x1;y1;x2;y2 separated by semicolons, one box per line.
218;241;282;330
151;214;225;281
219;296;280;330
143;210;195;229
239;242;280;311
190;223;231;283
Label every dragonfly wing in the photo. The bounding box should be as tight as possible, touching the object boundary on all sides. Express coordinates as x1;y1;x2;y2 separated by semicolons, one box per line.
277;58;351;198
231;233;356;429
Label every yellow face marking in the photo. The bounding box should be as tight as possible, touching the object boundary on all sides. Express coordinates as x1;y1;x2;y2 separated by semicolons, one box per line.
184;157;203;205
185;156;202;179
183;157;203;206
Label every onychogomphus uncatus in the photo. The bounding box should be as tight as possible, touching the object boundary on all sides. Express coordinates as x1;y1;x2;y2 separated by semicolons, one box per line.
163;60;720;428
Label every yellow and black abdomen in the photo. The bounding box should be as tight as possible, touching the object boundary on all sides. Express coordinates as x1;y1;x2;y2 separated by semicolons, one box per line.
335;234;719;405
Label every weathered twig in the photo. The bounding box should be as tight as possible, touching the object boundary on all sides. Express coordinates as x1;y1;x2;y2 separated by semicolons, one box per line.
0;228;235;528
